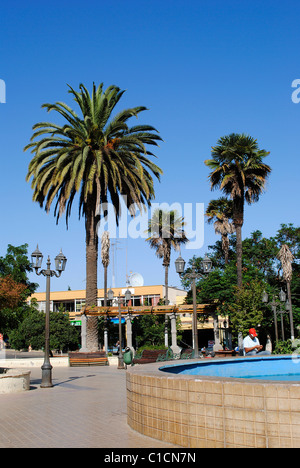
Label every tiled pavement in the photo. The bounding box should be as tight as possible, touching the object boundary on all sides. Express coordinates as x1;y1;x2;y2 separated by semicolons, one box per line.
0;365;178;448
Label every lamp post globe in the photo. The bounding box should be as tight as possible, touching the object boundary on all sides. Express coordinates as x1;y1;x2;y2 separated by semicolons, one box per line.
279;288;286;303
55;249;67;272
107;289;114;301
31;245;43;270
125;289;132;302
202;255;212;274
175;256;186;275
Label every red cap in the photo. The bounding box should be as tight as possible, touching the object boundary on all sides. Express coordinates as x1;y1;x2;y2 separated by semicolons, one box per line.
249;328;257;337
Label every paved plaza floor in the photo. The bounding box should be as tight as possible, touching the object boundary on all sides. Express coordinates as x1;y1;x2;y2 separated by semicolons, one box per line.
0;365;178;448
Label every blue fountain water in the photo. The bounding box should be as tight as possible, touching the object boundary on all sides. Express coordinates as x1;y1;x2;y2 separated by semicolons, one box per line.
160;356;300;381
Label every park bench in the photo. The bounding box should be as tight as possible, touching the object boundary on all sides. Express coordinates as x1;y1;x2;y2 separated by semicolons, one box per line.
214;350;236;357
156;348;181;361
132;349;168;365
180;348;195;359
68;351;109;367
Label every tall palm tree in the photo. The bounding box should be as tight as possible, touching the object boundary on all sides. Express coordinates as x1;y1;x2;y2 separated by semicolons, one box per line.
146;209;189;304
25;82;163;351
277;244;295;339
205;197;234;265
204;133;271;287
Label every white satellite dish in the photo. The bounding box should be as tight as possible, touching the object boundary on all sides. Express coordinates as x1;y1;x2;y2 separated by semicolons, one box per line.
129;272;144;287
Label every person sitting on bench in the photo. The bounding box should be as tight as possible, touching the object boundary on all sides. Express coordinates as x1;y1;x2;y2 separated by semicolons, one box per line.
243;328;271;356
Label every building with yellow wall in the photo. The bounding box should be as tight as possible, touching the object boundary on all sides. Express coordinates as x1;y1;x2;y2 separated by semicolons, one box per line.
29;285;188;323
28;285;229;350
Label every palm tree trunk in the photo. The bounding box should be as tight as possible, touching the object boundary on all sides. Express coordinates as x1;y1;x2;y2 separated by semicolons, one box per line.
164;263;169;348
85;204;99;351
222;234;229;265
163;248;171;348
235;224;243;288
164;264;169;305
104;266;108;307
233;196;244;288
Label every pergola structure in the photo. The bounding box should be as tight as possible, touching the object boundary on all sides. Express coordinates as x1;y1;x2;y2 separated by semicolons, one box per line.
81;303;221;354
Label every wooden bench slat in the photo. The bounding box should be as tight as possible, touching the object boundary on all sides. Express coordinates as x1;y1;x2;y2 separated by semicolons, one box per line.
68;351;109;367
132;349;168;365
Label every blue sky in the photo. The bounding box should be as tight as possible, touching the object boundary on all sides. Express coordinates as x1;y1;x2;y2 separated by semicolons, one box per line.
0;0;299;293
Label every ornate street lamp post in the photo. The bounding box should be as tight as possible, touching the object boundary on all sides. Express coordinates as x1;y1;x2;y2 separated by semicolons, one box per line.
108;288;132;369
31;246;67;388
175;255;212;358
262;288;289;343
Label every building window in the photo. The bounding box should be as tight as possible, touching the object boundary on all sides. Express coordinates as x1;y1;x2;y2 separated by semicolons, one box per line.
75;300;86;313
37;301;46;312
53;301;75;313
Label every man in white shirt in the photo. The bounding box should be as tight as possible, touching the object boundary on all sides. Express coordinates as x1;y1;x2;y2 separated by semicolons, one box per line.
243;328;271;356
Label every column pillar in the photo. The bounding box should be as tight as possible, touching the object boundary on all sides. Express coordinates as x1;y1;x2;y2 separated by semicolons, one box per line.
81;313;88;352
213;314;222;351
164;315;169;348
104;315;109;355
125;313;135;355
170;312;181;356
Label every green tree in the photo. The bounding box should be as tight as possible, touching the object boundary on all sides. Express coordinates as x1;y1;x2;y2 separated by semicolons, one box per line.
25;83;162;351
205;133;271;287
134;315;166;348
242;230;277;278
228;280;266;341
0;244;38;336
0;244;38;296
133;314;182;350
183;258;237;317
183;225;300;344
274;223;300;260
10;308;80;352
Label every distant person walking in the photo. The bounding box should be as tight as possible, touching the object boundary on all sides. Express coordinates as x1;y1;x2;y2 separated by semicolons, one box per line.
243;328;271;356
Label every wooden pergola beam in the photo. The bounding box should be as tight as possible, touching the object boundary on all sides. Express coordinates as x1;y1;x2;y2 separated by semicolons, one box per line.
81;303;217;317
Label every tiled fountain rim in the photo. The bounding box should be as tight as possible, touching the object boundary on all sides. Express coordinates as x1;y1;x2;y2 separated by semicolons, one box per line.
0;368;31;394
126;358;300;448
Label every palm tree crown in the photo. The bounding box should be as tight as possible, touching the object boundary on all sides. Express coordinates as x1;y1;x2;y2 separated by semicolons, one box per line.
146;209;188;304
205;133;271;286
146;209;188;266
205;197;234;264
205;133;271;225
25;83;163;225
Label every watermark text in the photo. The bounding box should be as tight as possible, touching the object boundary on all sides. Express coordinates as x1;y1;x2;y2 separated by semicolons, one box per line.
97;200;204;250
0;79;6;103
291;79;300;103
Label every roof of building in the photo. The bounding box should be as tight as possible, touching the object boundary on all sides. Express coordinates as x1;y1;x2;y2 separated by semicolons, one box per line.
29;284;187;301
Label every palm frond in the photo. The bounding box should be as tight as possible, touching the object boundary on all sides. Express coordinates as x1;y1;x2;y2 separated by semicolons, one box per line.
24;82;163;227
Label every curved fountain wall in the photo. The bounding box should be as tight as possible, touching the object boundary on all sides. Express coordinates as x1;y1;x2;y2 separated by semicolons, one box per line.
126;358;300;448
0;369;30;394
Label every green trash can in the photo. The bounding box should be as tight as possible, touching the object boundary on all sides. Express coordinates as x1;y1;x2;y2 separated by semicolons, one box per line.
123;347;133;365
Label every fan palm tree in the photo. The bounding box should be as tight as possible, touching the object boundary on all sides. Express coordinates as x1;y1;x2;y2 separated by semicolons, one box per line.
205;197;234;265
277;244;295;339
204;133;271;287
101;231;110;307
25;82;163;351
146;209;189;304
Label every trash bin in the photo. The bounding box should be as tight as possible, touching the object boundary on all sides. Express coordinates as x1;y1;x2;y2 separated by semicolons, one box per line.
123;347;133;365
